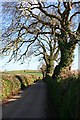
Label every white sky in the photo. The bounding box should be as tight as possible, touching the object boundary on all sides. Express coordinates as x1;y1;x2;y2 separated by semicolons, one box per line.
0;45;79;71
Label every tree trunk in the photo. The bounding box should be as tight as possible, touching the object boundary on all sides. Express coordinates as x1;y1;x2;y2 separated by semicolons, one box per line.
52;43;76;80
46;60;53;77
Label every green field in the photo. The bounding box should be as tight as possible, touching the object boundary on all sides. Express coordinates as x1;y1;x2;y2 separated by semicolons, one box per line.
2;70;42;78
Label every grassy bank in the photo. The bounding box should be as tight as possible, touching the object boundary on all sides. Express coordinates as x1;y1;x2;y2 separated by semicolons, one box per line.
46;73;80;119
0;71;42;103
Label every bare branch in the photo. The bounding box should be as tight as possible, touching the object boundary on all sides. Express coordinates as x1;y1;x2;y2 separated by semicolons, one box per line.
71;2;80;6
38;2;61;22
69;12;80;22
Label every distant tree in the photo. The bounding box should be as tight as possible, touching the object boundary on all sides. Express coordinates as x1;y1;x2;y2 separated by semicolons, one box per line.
1;1;80;79
32;35;59;76
23;34;60;76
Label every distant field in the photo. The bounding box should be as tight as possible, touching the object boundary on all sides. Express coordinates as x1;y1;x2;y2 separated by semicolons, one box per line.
1;70;42;78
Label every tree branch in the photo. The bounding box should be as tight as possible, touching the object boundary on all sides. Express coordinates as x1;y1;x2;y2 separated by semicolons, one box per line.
38;2;61;22
69;12;80;21
71;2;80;6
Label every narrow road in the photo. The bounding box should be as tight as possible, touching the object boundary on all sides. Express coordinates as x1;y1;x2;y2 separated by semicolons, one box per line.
2;80;53;118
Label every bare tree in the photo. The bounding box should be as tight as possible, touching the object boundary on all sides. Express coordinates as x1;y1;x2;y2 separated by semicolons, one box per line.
35;35;59;76
1;1;80;79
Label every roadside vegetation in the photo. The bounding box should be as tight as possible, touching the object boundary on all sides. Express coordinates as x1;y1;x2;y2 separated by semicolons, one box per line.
0;70;41;104
46;70;80;119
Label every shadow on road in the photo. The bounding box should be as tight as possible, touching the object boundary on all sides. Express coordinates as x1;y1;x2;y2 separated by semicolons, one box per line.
2;80;58;119
15;75;26;90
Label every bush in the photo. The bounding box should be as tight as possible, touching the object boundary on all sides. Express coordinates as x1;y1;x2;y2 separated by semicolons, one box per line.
0;73;39;102
46;73;80;119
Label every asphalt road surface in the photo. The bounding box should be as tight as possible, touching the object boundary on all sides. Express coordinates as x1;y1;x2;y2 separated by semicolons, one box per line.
2;80;54;118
